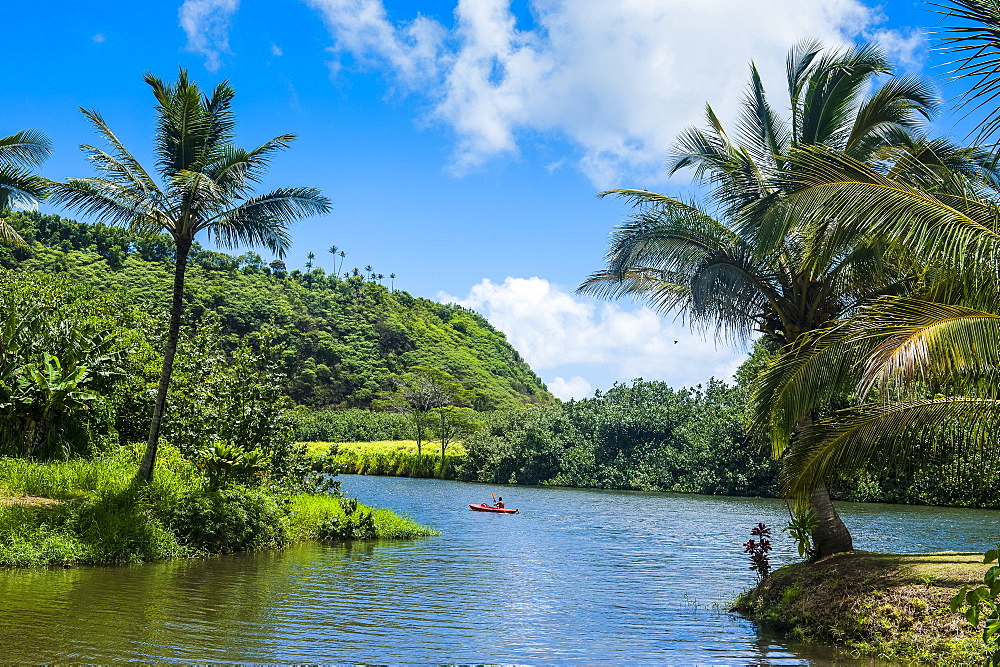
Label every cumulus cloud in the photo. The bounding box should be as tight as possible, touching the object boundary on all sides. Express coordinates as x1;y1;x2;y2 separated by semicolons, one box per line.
870;27;927;72
303;0;445;82
548;376;593;401
179;0;240;71
439;277;747;397
301;0;895;185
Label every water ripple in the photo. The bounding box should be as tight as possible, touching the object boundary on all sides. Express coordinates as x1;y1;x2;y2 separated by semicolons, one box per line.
1;476;996;662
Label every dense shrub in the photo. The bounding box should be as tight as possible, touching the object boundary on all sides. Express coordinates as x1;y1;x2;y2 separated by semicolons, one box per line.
0;445;435;566
295;408;413;442
164;487;290;553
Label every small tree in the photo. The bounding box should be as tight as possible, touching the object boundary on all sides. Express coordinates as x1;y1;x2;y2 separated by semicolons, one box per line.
379;366;466;455
432;405;479;459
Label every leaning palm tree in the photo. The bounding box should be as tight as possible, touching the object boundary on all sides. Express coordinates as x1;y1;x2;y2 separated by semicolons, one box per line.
0;129;52;245
581;42;938;557
738;2;1000;547
51;69;331;482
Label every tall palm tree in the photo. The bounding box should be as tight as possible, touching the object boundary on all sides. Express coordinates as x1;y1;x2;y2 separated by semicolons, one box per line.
339;250;346;274
328;245;338;274
580;42;937;557
0;129;52;245
305;251;315;270
52;69;331;482
390;272;396;291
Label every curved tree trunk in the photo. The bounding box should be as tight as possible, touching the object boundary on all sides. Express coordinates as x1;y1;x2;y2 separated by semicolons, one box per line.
136;240;191;484
810;484;853;558
795;414;853;558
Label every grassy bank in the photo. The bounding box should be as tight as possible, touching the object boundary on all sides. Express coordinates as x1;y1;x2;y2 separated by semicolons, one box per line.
306;440;466;479
0;446;436;567
733;551;989;663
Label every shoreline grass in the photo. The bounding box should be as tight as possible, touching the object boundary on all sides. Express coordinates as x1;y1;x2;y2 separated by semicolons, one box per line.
305;440;466;479
732;551;988;664
0;446;437;568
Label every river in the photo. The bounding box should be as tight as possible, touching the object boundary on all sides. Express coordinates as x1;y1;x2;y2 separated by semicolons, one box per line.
0;475;997;663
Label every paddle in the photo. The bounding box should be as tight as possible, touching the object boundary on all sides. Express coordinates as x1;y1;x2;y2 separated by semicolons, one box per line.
490;492;496;507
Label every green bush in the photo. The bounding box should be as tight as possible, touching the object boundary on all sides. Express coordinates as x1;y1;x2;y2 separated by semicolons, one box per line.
164;487;290;554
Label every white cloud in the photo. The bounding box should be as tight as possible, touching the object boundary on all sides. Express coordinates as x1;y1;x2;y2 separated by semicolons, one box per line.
439;277;747;394
301;0;890;186
870;27;927;72
92;33;106;43
271;43;284;57
548;376;592;401
303;0;446;83
179;0;240;72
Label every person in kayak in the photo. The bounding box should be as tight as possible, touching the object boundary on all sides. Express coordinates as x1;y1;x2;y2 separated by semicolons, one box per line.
494;497;505;509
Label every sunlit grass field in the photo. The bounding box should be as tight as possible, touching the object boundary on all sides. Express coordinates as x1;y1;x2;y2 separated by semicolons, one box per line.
305;440;467;479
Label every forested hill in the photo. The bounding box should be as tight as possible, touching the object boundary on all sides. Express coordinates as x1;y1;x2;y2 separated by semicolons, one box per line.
2;211;555;410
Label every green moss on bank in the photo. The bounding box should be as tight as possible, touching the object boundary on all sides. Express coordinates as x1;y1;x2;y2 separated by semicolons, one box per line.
733;551;989;663
0;448;436;568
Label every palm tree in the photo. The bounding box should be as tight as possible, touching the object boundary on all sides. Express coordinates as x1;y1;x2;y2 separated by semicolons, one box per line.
365;264;373;280
390;272;396;291
0;129;52;245
328;245;338;275
339;250;346;274
52;69;331;482
580;42;937;557
305;251;315;271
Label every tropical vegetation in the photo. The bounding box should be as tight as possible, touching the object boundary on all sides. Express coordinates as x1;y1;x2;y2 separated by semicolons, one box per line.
49;69;331;482
1;210;554;411
580;40;947;557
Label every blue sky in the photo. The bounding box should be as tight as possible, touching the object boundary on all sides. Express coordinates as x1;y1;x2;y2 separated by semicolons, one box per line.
4;0;961;399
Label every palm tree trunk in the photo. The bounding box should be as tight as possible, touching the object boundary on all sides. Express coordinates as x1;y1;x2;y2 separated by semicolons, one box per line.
810;484;853;558
795;414;853;558
136;240;191;483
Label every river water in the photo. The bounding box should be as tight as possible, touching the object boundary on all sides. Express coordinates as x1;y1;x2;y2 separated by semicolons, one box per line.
1;475;998;663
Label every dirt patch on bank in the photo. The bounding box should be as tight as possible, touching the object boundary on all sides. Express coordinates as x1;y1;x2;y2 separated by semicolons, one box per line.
733;551;988;664
0;494;61;507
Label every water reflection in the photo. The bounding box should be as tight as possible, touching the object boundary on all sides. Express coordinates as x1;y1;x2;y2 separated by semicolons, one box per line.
0;476;995;662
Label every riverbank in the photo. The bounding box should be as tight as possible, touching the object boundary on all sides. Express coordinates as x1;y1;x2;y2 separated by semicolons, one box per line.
733;551;987;663
0;447;436;567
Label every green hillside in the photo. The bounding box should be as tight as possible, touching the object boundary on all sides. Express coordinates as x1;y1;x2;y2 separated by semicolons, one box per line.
1;211;554;410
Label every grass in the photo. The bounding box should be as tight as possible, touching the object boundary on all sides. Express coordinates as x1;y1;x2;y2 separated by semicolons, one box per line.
733;551;990;663
305;440;467;479
0;445;437;567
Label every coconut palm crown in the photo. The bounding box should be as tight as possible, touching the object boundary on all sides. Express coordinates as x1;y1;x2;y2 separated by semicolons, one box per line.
51;69;332;482
580;42;940;558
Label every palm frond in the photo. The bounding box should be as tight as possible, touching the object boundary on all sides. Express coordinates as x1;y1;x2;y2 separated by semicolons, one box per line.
205;187;332;256
79;109;158;193
784;397;1000;497
935;0;1000;142
0;129;52;168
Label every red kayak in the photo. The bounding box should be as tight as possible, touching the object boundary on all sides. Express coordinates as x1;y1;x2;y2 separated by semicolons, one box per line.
469;503;518;514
